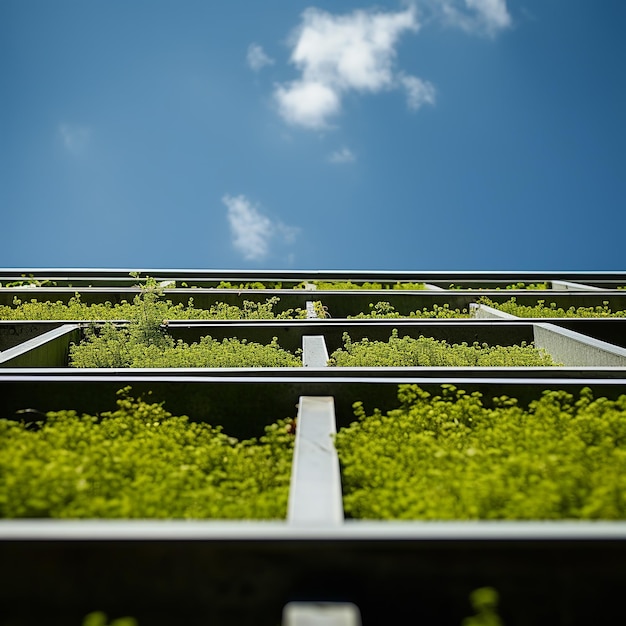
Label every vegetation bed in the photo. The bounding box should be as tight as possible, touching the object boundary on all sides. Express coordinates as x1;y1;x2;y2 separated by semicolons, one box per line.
0;294;307;321
328;331;557;367
0;390;294;519
310;281;426;290
480;297;626;318
70;324;301;368
335;384;626;520
348;302;470;319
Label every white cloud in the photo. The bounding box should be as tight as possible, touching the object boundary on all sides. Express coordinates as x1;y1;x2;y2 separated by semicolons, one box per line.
223;194;299;261
466;0;511;31
400;74;436;110
275;80;341;129
247;43;274;71
436;0;511;36
328;147;356;164
274;6;426;129
59;123;91;154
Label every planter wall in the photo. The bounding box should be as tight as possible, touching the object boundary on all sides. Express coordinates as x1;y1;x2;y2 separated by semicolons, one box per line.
1;270;626;625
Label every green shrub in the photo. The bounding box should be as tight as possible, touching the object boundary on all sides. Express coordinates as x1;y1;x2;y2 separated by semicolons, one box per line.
448;282;548;290
83;612;137;626
215;281;282;289
0;292;307;321
480;297;626;318
309;281;426;290
462;587;503;626
64;284;302;368
70;327;302;368
328;331;557;367
335;384;626;519
0;390;294;519
349;302;469;318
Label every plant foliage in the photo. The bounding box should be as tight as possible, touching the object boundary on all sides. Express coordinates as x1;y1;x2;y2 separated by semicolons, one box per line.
448;282;548;290
0;276;307;321
348;302;470;318
66;282;302;367
479;297;626;318
335;384;626;519
70;327;302;368
328;331;557;367
308;281;426;290
0;389;294;519
83;612;137;626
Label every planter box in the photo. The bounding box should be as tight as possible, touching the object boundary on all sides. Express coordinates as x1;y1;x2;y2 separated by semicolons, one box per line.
2;376;626;625
4;319;626;369
2;270;626;625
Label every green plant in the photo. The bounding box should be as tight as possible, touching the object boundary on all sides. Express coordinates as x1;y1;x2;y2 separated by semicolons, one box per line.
0;274;57;288
216;281;282;289
335;384;626;519
70;328;302;368
448;282;548;290
308;280;426;290
328;331;557;367
0;294;307;321
0;389;294;519
348;302;469;318
67;285;301;368
479;297;626;318
83;612;138;626
462;588;503;626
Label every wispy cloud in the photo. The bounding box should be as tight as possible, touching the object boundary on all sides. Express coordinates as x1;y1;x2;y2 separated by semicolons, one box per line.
435;0;512;36
59;123;91;154
328;147;356;164
223;194;299;261
247;43;274;72
400;74;436;110
274;6;430;130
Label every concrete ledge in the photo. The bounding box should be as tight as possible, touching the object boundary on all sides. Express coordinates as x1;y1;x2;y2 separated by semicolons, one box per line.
534;323;626;367
0;324;81;367
303;336;329;367
470;303;518;320
288;396;343;526
552;280;604;291
283;603;362;626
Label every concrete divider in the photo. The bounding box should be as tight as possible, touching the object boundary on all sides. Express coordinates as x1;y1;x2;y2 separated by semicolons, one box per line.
552;280;604;291
303;336;330;367
533;323;626;366
0;324;81;367
288;396;343;526
470;303;626;366
283;603;361;626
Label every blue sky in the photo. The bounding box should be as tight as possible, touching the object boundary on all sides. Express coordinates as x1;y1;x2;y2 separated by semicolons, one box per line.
2;0;624;271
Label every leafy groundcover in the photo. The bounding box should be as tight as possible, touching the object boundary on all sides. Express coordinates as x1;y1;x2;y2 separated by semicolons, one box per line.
0;389;294;519
328;331;557;367
336;384;626;519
